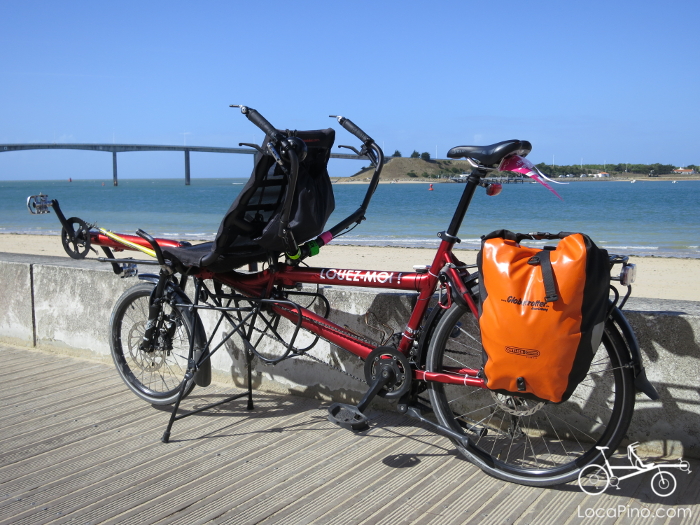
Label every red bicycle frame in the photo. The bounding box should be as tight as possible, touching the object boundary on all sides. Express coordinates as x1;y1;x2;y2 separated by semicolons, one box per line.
57;115;496;391
82;175;489;390
207;238;482;388
84;226;486;389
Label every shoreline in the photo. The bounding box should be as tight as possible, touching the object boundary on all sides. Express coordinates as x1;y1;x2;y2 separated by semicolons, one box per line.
1;232;697;260
334;177;700;184
3;176;699;184
1;233;698;301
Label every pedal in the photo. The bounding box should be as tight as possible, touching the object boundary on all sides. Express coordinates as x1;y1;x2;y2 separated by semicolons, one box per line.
327;352;398;432
27;194;52;214
327;402;369;431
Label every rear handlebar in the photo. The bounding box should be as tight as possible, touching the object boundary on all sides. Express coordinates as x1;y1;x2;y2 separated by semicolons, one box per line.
292;117;384;261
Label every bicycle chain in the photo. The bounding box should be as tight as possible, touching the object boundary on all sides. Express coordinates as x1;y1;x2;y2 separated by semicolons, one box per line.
242;303;370;385
229;302;488;396
238;305;459;399
302;352;367;385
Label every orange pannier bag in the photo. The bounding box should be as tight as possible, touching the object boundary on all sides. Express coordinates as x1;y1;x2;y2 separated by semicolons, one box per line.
477;230;610;403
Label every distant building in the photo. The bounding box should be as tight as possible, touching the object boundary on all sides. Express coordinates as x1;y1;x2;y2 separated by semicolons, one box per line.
592;172;610;178
673;168;696;174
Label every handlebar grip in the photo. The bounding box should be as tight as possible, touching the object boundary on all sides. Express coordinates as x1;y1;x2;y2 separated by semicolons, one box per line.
234;105;278;137
333;116;373;144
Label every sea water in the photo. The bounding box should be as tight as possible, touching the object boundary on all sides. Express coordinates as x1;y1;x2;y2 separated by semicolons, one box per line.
1;178;698;258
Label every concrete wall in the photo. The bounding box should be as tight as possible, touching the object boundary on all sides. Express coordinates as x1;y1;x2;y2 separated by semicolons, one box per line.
622;299;700;458
0;260;34;346
1;252;699;458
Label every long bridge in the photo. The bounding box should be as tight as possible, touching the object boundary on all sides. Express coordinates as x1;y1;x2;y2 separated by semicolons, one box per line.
0;143;367;186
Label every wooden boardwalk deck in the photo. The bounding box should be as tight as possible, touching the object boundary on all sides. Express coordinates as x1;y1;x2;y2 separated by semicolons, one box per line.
0;344;697;524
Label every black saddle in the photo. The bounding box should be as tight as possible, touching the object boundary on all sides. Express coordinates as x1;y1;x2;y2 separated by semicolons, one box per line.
163;128;336;272
447;140;532;168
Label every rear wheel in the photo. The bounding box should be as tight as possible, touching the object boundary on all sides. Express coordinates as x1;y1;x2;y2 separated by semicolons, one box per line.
110;283;204;405
426;303;636;486
578;464;610;495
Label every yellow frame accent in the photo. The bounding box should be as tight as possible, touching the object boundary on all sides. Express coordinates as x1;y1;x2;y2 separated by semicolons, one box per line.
98;228;156;258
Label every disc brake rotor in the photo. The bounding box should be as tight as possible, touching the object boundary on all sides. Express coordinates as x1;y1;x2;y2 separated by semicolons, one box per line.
127;321;166;372
489;391;545;416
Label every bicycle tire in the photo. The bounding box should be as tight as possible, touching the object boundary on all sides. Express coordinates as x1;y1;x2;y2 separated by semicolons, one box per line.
426;302;636;486
651;471;676;497
109;282;205;405
578;464;610;495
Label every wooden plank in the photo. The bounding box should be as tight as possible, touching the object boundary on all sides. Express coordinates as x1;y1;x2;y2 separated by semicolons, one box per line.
1;345;697;525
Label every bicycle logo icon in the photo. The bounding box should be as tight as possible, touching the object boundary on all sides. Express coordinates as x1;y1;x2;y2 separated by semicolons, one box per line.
578;443;692;497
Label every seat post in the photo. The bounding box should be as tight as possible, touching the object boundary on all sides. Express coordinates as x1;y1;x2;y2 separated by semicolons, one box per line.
446;170;484;238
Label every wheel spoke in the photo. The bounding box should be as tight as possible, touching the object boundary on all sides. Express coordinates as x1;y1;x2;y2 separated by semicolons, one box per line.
427;303;635;484
110;284;196;404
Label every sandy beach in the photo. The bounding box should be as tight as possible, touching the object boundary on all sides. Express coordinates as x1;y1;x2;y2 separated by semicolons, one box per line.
1;233;698;301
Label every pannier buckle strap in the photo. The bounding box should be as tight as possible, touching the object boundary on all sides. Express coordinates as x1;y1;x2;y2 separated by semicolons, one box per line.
530;250;559;303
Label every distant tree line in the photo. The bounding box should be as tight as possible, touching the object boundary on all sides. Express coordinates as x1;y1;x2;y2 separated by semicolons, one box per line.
535;162;681;176
393;150;432;161
405;160;470;179
389;150;693;177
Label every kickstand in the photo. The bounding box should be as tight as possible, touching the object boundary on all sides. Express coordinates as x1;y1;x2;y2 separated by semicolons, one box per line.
161;280;257;443
161;368;194;443
246;347;254;411
327;363;396;431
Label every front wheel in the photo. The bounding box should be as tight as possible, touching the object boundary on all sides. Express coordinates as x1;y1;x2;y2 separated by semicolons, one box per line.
651;471;676;497
426;303;636;486
109;282;205;405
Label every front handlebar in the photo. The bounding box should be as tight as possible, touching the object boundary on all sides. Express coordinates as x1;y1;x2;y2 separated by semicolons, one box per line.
231;105;280;140
229;106;385;262
330;115;374;145
318;118;384;248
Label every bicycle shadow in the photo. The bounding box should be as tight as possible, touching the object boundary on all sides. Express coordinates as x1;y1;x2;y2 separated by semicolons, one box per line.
150;391;312;419
621;307;700;459
148;391;332;443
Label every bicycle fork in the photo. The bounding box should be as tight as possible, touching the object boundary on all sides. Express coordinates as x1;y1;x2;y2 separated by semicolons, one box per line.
139;269;171;351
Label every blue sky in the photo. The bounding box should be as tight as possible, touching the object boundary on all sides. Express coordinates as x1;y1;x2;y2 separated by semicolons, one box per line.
1;0;698;180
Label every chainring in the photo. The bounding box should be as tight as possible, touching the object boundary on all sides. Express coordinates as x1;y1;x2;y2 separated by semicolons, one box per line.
364;346;412;399
61;217;92;259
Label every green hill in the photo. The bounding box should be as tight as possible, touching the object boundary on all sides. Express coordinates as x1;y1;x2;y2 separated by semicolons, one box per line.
348;157;476;181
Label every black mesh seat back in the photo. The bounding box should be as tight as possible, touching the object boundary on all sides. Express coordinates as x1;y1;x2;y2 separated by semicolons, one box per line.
255;128;336;251
213;128;336;257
